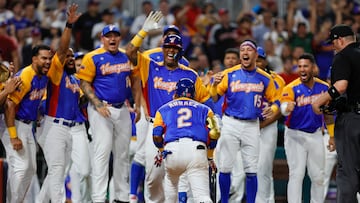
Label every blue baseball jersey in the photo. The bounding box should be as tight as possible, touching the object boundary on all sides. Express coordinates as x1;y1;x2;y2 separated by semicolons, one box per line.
260;71;285;120
9;65;48;121
46;53;86;122
153;97;213;144
216;65;280;120
134;53;209;118
281;78;329;133
76;47;132;104
143;47;189;66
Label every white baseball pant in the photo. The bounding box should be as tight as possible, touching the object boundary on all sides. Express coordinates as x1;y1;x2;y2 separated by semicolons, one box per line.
4;120;37;203
88;103;131;202
217;116;260;174
164;138;212;203
256;121;278;203
42;115;90;202
322;133;337;200
284;127;325;203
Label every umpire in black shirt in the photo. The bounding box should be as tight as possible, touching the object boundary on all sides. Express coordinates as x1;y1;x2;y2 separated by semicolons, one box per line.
313;24;360;202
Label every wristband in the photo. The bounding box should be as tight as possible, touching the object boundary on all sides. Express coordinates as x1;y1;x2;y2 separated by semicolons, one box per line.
8;126;17;139
326;123;335;138
270;104;279;114
65;22;73;29
328;86;340;100
130;29;147;47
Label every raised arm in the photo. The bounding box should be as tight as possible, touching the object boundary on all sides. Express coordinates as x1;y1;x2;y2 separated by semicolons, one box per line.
125;11;163;66
57;3;81;63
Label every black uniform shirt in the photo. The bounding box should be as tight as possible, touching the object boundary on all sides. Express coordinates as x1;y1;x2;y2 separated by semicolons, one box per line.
331;42;360;104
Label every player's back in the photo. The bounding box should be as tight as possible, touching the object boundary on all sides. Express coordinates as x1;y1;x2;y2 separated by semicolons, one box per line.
158;97;210;144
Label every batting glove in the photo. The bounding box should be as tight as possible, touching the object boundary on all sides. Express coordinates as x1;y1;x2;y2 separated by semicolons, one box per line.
154;150;163;167
142;11;163;32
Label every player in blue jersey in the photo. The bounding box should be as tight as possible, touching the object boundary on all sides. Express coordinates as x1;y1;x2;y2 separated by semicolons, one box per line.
280;53;334;203
152;78;219;203
3;43;52;202
36;4;91;203
76;18;146;201
255;46;285;203
209;40;280;203
128;24;193;203
126;11;213;203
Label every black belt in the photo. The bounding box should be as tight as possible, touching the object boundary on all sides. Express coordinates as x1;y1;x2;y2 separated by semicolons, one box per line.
15;116;33;124
224;113;254;121
102;101;124;109
53;119;83;127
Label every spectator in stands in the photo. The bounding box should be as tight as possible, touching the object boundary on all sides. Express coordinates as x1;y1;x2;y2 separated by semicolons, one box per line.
22;27;42;68
109;0;132;45
263;17;288;57
92;8;119;49
208;8;238;65
0;17;20;72
194;1;219;40
73;0;102;51
252;9;273;48
278;56;298;85
0;0;14;21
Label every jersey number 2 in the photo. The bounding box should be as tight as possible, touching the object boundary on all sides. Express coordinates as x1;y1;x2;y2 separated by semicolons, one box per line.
177;108;192;128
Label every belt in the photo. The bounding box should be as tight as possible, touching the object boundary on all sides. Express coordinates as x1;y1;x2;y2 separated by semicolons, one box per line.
224;113;255;121
102;101;124;109
15;116;33;124
53;119;83;127
146;117;154;123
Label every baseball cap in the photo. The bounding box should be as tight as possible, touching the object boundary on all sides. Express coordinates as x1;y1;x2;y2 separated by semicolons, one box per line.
102;24;121;36
326;24;354;44
257;46;266;59
74;52;85;59
163;25;180;36
31;27;41;36
102;8;113;16
218;8;229;16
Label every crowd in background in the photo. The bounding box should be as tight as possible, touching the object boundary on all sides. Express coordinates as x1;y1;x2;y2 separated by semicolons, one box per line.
0;0;359;201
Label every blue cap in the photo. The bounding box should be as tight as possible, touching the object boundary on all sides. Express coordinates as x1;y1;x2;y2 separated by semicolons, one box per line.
257;46;266;59
175;78;195;99
163;25;180;36
102;24;121;36
74;52;85;59
163;34;182;49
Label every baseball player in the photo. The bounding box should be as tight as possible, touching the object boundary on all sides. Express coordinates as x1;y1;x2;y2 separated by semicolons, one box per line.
76;22;142;202
255;46;285;203
129;24;192;202
126;12;212;202
38;4;91;203
211;48;245;203
209;40;280;203
280;53;334;203
152;78;219;203
3;44;52;203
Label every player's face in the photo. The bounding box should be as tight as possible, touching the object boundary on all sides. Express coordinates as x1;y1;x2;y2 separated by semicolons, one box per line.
163;45;180;69
256;57;267;70
65;49;75;70
75;58;82;72
102;32;121;54
239;45;257;70
297;58;313;84
33;49;52;75
223;53;240;69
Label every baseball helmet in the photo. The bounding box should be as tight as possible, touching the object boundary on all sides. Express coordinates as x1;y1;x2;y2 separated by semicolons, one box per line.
257;46;266;59
163;34;182;49
175;78;195;99
163;25;180;36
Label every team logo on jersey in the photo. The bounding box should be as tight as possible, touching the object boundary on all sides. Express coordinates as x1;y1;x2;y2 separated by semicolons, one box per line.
153;76;177;93
29;88;46;100
65;76;80;93
100;62;131;75
230;80;264;93
296;92;324;107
